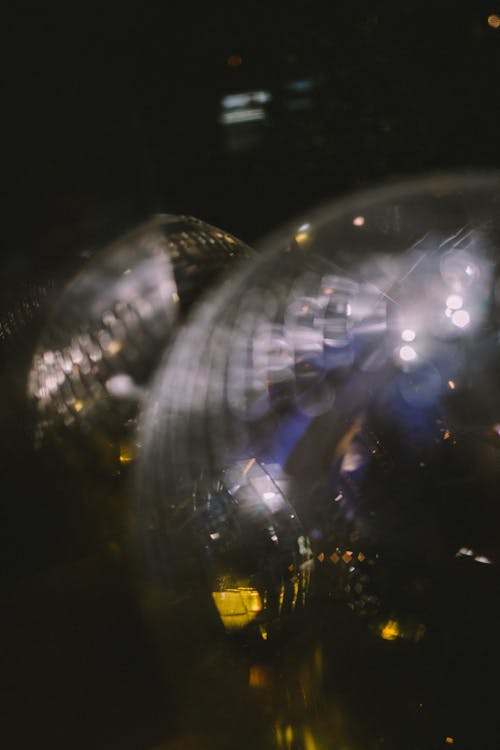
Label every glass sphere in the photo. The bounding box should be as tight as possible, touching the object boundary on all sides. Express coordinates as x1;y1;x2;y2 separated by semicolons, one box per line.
27;214;252;448
137;173;500;747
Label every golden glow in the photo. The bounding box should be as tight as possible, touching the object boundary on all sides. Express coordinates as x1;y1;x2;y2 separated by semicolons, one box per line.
357;551;365;562
380;619;400;641
259;625;268;640
285;725;294;745
119;443;134;464
303;727;318;750
74;400;83;412
448;380;456;390
317;552;325;562
380;618;426;642
291;577;299;610
444;430;451;440
488;14;500;28
295;231;309;244
212;587;263;631
342;550;353;563
278;583;285;614
445;738;455;745
330;552;340;564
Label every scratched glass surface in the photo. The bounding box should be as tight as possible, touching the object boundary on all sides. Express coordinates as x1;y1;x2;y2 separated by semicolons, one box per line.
137;173;500;749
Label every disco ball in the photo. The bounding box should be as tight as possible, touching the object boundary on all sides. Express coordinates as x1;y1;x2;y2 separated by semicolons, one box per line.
27;214;252;452
136;173;500;747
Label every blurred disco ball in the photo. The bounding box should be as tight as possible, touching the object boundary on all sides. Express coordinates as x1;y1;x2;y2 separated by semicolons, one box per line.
137;173;500;665
27;214;252;454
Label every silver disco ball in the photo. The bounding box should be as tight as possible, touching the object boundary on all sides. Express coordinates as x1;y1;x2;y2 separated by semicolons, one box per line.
27;214;252;448
136;172;500;747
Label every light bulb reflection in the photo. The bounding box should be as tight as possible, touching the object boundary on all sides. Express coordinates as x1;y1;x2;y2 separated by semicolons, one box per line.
399;345;417;362
446;294;463;310
451;309;470;328
401;328;416;342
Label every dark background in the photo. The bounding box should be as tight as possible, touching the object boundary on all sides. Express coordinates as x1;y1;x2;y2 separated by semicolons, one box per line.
3;1;500;268
2;3;500;749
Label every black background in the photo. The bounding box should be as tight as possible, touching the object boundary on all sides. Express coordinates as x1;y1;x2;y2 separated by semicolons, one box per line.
2;2;500;748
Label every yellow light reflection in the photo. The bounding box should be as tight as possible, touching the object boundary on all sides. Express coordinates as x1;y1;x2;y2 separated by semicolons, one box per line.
303;727;318;750
445;737;455;745
74;400;83;412
295;231;309;244
212;587;263;630
291;577;299;610
278;583;285;614
380;619;400;641
119;443;134;464
488;14;500;28
380;618;426;642
448;380;455;390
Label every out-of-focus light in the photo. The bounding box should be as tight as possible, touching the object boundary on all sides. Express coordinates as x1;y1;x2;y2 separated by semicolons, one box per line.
401;328;416;342
456;547;474;557
220;108;266;125
298;222;311;233
488;14;500;28
380;619;400;641
221;90;272;110
400;345;417;361
446;294;463;310
295;231;309;244
353;215;365;226
445;307;453;318
451;309;470;328
448;380;456;389
119;443;134;464
287;78;315;92
445;737;455;745
494;423;500;435
303;727;319;750
209;532;220;540
227;54;243;67
212;587;263;630
474;555;492;564
249;665;271;688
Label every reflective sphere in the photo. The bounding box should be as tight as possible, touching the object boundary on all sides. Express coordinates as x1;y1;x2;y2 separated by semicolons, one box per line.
28;214;252;447
137;173;500;744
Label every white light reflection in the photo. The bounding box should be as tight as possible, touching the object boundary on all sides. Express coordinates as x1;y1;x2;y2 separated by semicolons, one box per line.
446;294;463;310
353;216;365;226
451;309;470;328
220;108;266;125
399;345;417;362
401;328;416;342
